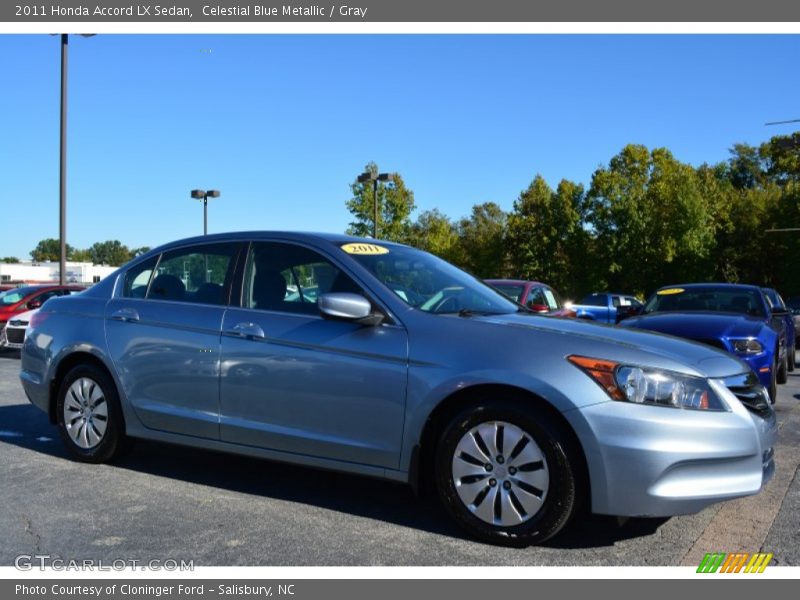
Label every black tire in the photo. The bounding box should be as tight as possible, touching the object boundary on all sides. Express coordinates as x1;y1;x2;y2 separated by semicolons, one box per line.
434;398;581;547
777;349;789;385
769;355;778;404
56;363;129;463
789;348;795;372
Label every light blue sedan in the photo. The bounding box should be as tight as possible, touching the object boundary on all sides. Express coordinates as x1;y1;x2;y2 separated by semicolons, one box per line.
19;232;777;546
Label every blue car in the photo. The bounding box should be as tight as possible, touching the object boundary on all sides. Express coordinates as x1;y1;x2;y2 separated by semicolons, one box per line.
19;235;777;546
570;292;643;324
762;287;796;372
621;283;789;402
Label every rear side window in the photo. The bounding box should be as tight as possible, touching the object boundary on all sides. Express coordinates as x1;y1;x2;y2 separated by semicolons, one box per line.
122;257;158;298
148;243;238;305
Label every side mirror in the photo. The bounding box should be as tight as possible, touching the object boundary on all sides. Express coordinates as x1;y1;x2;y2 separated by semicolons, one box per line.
318;293;384;326
528;303;549;313
26;299;42;310
771;307;789;317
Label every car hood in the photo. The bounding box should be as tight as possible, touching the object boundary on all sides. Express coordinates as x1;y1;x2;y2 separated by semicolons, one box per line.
469;312;749;379
7;308;38;324
620;311;764;340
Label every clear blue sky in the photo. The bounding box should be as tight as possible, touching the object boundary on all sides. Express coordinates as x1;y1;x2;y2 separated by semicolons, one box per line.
1;34;799;258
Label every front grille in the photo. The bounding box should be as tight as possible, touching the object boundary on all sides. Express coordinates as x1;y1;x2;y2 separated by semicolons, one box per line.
725;373;773;418
6;328;25;345
696;338;728;351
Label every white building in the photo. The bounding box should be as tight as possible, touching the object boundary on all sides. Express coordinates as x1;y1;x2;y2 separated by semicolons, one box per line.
0;261;117;285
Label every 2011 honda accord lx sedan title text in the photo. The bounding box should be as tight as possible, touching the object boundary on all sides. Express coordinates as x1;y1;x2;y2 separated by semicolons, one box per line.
19;232;777;546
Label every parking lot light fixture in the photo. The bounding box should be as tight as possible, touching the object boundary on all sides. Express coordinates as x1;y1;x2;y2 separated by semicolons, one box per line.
357;171;395;239
190;189;221;236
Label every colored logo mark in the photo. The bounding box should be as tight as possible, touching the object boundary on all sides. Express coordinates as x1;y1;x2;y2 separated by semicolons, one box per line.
697;552;773;573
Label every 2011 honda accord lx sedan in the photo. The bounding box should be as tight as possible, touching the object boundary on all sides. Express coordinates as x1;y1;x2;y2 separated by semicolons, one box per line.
20;232;777;546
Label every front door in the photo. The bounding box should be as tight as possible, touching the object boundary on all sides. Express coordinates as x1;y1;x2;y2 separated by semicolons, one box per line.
219;241;408;469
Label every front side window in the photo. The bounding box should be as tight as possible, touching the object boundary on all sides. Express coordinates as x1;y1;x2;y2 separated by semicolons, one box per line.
526;287;546;308
147;243;238;305
243;242;363;315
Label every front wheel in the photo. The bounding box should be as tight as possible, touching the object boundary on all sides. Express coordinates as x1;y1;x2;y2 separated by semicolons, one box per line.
434;399;581;547
56;364;129;463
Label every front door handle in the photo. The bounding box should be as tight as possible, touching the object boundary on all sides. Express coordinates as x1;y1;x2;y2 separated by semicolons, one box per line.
226;322;266;340
111;308;140;322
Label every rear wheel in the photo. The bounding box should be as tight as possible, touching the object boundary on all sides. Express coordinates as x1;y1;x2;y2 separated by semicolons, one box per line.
56;364;129;463
789;348;796;372
434;398;581;547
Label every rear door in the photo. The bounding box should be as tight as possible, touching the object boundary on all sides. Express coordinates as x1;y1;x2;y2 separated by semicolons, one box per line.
105;242;242;439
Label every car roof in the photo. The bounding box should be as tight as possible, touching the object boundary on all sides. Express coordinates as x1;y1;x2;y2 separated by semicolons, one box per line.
485;279;546;286
655;283;763;292
147;231;411;256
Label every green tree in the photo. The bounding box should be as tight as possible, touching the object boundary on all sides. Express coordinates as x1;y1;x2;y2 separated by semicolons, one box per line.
71;248;93;263
587;145;715;296
456;202;508;278
505;176;585;296
90;240;133;266
346;162;416;242
407;209;460;262
31;238;75;262
1;257;20;263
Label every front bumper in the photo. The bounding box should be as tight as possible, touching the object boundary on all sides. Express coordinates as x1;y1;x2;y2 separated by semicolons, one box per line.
565;376;777;517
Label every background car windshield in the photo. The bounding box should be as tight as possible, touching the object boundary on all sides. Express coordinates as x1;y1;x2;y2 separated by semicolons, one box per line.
492;284;524;302
343;244;519;314
0;287;38;305
644;287;766;317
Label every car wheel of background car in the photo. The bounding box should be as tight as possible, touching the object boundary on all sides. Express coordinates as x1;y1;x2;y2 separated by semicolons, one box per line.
434;398;580;547
789;349;795;372
777;350;788;385
56;364;129;463
768;355;778;404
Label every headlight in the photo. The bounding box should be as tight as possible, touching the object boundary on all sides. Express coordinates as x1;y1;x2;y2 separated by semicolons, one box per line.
568;355;727;411
731;338;763;354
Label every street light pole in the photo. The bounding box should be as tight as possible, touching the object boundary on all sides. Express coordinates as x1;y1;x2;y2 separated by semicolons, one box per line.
357;171;394;239
190;189;221;235
59;34;68;285
54;33;94;285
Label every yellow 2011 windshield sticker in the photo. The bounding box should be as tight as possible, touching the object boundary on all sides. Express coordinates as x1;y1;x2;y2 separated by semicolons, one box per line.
657;288;685;295
341;243;390;255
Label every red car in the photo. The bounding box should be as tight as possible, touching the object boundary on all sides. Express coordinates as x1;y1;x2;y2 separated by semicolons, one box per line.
485;279;576;317
0;284;85;328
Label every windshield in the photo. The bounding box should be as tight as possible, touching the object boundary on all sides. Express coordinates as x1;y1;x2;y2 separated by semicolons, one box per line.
0;286;39;306
490;284;525;303
644;287;766;318
341;243;520;315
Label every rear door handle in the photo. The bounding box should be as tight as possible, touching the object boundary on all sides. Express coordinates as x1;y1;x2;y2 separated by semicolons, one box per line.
225;322;266;340
111;308;140;322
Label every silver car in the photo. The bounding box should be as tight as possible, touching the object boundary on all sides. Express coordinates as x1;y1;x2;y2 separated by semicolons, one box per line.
19;232;777;546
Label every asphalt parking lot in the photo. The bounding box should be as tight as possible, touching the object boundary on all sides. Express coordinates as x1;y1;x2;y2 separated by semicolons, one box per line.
1;348;798;567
